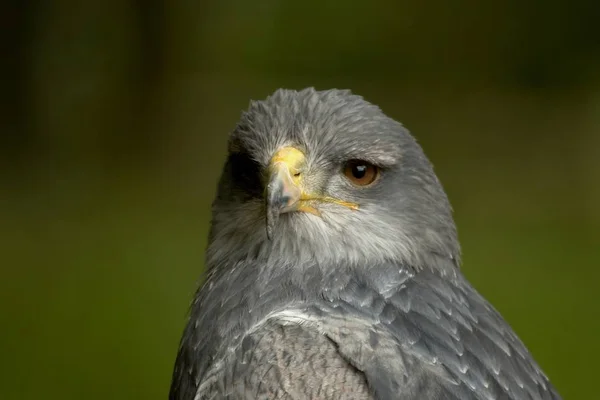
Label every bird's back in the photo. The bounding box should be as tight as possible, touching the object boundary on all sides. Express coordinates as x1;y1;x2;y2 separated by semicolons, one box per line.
170;260;561;400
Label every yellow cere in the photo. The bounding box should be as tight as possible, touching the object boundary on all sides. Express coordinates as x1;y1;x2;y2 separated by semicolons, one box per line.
269;146;360;212
270;146;306;185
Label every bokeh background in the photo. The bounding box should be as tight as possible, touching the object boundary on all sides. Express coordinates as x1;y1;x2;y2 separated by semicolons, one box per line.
1;1;599;399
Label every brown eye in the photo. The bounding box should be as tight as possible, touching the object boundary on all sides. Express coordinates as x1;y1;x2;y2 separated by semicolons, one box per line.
343;160;379;186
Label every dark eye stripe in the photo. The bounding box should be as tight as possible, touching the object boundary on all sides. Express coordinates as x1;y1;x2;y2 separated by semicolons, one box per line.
229;153;263;198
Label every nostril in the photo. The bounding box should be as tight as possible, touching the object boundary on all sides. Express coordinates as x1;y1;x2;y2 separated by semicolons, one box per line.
293;172;301;177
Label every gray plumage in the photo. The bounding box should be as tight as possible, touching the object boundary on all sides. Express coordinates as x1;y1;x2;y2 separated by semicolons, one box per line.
169;88;561;400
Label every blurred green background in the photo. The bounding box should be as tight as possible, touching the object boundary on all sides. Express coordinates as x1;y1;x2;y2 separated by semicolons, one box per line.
1;1;599;399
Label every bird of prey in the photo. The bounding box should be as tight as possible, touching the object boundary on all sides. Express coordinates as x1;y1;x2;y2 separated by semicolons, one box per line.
169;88;561;400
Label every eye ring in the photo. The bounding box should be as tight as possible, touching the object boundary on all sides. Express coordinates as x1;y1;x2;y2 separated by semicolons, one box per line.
343;160;379;186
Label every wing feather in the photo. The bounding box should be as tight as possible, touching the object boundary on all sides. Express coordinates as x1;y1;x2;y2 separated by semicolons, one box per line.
314;264;562;400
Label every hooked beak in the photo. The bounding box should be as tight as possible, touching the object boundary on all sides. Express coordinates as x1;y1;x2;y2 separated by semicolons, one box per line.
266;147;311;239
265;146;358;239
